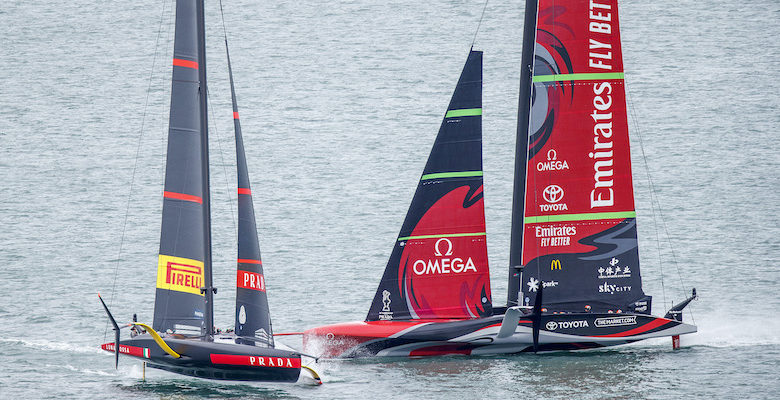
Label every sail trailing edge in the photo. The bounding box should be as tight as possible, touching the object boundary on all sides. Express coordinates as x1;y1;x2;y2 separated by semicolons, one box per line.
367;50;492;321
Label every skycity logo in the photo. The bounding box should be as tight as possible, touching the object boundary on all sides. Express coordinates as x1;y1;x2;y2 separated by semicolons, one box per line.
412;237;478;275
598;282;631;294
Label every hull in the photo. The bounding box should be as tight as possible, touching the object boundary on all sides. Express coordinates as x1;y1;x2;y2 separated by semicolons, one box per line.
303;312;696;358
101;335;301;382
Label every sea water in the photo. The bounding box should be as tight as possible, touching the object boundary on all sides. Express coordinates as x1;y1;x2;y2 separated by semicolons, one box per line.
1;0;778;398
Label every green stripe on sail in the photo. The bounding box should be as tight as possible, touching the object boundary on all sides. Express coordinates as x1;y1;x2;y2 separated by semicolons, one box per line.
398;232;486;241
533;72;625;83
421;171;483;180
524;211;636;224
445;108;482;118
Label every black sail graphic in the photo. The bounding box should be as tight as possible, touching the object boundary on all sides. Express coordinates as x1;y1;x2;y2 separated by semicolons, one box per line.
153;0;211;335
227;43;274;347
367;51;492;321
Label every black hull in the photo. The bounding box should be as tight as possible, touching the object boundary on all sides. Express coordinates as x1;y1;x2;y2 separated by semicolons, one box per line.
102;335;301;382
304;311;696;357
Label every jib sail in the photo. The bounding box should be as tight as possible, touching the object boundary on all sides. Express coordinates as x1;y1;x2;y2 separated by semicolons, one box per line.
367;50;492;321
153;0;213;335
512;0;651;314
227;42;274;347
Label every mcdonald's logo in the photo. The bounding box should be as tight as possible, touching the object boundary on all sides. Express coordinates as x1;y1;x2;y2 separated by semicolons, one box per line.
550;259;562;270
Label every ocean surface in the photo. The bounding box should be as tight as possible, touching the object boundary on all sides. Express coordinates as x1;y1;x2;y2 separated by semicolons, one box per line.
1;0;778;398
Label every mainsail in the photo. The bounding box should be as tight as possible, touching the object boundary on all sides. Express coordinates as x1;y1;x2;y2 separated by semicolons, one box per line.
227;42;274;347
511;0;651;313
153;0;213;335
367;50;491;321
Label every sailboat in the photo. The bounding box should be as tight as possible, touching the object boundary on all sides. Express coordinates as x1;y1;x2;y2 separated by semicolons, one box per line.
302;0;697;357
99;0;320;382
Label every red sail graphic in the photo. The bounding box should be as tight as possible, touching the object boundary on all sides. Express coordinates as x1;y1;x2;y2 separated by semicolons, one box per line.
399;186;490;319
522;0;636;265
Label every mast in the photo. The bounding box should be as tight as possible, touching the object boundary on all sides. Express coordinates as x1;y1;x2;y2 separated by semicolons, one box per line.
507;0;538;306
196;0;215;340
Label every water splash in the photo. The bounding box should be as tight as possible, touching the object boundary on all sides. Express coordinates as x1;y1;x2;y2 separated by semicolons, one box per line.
0;337;102;355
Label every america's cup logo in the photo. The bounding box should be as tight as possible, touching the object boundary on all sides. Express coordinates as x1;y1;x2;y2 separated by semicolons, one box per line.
382;290;391;312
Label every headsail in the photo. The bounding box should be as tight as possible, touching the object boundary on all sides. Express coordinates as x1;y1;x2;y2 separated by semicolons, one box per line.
153;0;213;335
227;41;274;347
512;0;651;313
367;50;491;321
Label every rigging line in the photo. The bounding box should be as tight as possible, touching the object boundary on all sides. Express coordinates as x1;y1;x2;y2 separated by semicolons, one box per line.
216;0;239;242
623;77;666;310
104;0;171;341
624;77;695;318
470;0;490;49
206;88;238;256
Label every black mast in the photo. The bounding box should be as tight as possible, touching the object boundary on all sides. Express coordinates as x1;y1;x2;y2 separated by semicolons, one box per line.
196;0;215;340
507;0;538;306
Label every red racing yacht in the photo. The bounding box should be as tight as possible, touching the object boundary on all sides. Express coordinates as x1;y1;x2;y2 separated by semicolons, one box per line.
303;0;696;357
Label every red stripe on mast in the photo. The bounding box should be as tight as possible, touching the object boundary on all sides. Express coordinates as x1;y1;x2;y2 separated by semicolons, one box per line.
237;258;262;264
172;58;199;69
163;191;203;204
238;188;252;195
233;111;239;119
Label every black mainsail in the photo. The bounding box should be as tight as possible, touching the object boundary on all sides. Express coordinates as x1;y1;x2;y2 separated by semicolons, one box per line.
153;0;213;336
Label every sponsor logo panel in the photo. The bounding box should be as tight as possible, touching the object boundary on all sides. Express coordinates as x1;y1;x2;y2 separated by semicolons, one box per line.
598;282;631;294
597;257;632;279
411;237;479;276
237;270;265;291
595;316;637;328
101;343;150;358
210;354;300;368
545;320;589;331
527;277;559;292
156;255;204;295
536;149;570;172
